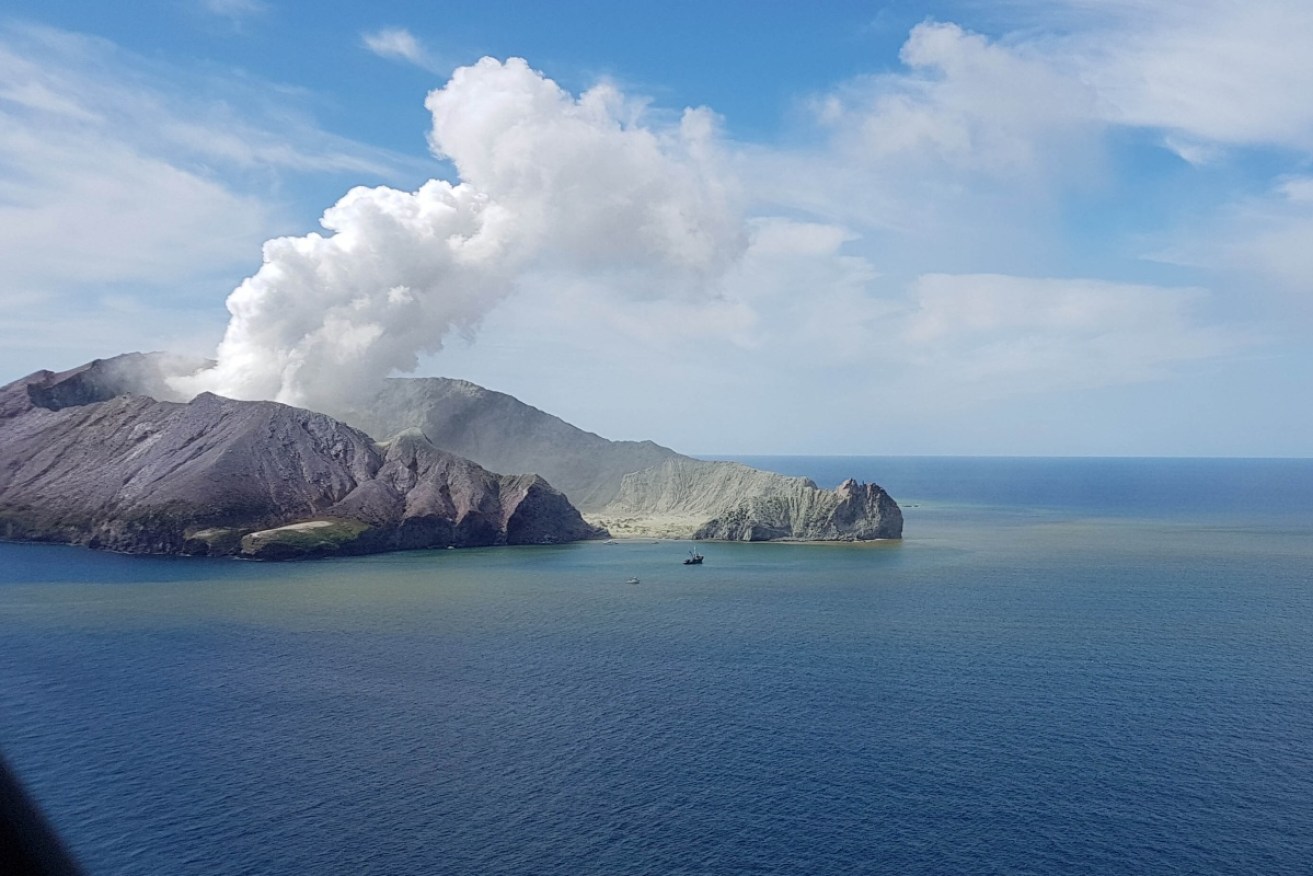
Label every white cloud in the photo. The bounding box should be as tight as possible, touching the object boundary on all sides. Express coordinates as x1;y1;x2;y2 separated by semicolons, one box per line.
1276;177;1313;205
3;24;415;173
795;1;1313;246
406;216;890;446
1014;0;1313;157
0;22;427;378
2;14;1273;453
1;27;405;179
1150;176;1313;307
180;57;749;412
362;27;443;72
816;22;1102;180
175;51;1253;431
426;58;744;293
759;21;1109;254
423;229;1244;444
0;27;269;294
0;131;269;289
201;0;268;22
892;273;1244;396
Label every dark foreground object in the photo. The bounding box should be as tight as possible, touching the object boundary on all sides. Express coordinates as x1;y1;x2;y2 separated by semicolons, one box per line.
0;756;83;876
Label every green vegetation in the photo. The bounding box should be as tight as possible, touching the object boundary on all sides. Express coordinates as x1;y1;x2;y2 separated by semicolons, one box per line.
238;519;372;560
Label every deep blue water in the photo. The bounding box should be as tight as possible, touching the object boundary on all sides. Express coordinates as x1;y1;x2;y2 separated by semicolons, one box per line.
2;457;1312;875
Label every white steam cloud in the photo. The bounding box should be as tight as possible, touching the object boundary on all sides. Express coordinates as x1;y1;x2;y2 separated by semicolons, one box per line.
175;57;744;412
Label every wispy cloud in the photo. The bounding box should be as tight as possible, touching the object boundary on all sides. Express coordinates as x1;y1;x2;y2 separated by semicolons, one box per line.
0;26;266;292
998;0;1313;158
815;22;1101;180
362;27;444;73
0;21;428;376
1148;175;1313;311
427;211;1246;431
200;0;268;22
892;273;1245;396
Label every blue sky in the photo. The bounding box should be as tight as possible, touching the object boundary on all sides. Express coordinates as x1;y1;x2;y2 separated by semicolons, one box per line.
2;1;1311;456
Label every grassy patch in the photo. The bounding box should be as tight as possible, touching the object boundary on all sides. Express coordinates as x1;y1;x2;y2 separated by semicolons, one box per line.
239;519;372;560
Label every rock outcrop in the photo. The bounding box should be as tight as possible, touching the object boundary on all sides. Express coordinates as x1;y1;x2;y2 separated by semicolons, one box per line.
346;377;903;541
0;358;600;558
695;477;902;541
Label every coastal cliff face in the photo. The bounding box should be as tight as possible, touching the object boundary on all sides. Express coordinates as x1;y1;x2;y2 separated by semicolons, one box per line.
0;359;599;558
598;458;902;541
694;477;902;541
347;377;903;542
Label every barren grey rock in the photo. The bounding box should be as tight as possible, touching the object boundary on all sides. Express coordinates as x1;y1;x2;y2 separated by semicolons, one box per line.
343;378;678;511
0;352;203;419
692;476;902;541
345;377;903;541
0;357;599;558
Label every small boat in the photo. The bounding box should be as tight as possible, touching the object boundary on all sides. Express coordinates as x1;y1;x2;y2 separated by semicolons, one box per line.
626;576;640;585
683;549;704;566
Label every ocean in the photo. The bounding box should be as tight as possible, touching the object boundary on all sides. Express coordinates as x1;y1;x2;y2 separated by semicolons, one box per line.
1;457;1311;875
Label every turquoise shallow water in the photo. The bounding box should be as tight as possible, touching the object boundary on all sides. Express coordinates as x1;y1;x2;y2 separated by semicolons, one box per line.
2;457;1312;874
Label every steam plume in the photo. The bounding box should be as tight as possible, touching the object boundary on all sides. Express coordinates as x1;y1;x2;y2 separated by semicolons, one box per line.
175;57;744;412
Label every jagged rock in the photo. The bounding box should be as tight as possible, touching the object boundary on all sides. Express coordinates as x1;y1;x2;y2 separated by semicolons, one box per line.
0;357;600;558
692;477;902;541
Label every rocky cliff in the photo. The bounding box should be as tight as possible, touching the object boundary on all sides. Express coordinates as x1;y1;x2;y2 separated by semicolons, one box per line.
0;359;599;558
597;458;902;541
346;377;903;541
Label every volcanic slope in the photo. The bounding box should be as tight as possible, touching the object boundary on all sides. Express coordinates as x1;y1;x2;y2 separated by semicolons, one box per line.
0;358;598;558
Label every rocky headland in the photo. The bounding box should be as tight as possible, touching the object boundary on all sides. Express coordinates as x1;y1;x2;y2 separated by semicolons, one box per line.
599;458;902;541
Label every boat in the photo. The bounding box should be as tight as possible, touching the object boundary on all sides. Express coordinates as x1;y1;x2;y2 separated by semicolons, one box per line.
683;549;704;565
626;576;640;585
